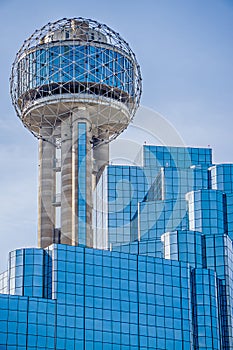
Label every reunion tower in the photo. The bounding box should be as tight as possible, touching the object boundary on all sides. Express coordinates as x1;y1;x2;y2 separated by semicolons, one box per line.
10;17;142;249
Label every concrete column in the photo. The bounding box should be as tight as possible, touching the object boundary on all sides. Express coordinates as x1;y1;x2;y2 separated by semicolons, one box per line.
60;116;72;245
38;135;56;248
72;109;93;247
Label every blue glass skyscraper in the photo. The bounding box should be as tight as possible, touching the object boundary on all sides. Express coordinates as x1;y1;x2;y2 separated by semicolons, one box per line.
2;144;233;349
1;17;233;350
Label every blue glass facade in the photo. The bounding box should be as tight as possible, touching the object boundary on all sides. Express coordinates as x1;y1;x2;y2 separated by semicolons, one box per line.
1;144;233;349
18;45;134;97
0;245;192;350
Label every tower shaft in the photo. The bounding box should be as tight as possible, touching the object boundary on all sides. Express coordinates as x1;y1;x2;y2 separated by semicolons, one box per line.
71;113;93;246
38;109;93;248
38;135;56;248
60;117;72;245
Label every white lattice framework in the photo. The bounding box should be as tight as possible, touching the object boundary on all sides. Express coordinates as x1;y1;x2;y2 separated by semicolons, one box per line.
10;17;142;146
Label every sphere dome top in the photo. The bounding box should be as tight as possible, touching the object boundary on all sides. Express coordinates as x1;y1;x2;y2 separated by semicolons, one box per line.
16;17;135;57
10;17;142;145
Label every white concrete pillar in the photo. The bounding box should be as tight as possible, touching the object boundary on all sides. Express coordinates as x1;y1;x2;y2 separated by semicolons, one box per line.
60;116;72;245
38;134;56;248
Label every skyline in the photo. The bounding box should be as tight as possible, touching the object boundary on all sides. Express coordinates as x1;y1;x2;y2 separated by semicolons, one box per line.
0;0;233;270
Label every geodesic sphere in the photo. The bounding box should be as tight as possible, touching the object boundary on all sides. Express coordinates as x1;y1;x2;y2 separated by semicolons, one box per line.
10;17;142;143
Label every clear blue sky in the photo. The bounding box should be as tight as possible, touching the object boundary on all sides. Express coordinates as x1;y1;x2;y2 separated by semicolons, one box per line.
0;0;233;270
